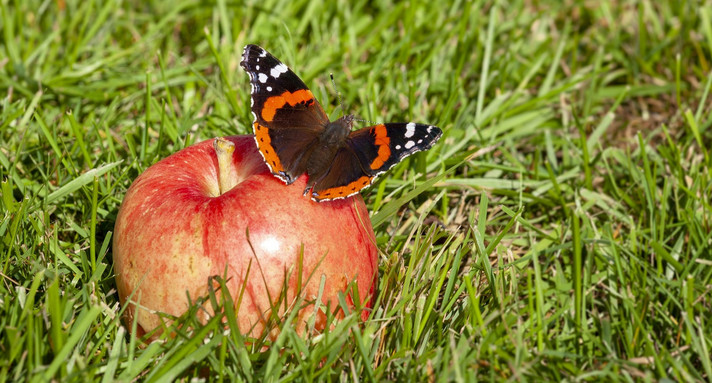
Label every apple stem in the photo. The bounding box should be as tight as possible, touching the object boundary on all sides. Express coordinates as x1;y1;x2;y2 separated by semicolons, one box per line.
214;137;237;195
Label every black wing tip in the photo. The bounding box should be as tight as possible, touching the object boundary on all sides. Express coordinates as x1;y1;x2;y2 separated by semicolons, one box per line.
240;46;251;68
240;44;267;67
242;44;263;54
389;123;444;163
422;125;443;149
411;123;444;147
428;125;443;140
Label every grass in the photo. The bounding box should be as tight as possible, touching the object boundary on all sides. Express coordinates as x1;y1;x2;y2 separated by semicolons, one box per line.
1;0;712;381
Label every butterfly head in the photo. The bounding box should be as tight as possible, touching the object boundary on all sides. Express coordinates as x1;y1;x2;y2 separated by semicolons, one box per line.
321;114;355;146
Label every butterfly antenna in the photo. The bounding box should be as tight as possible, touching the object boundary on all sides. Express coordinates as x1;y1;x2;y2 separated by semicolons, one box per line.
330;73;346;115
331;73;377;125
354;116;378;125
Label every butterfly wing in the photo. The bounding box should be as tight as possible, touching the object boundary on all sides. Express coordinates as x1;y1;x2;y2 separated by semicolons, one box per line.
310;123;442;201
240;44;330;184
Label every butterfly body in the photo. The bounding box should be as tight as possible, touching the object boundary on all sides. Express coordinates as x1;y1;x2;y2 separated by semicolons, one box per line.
240;44;442;202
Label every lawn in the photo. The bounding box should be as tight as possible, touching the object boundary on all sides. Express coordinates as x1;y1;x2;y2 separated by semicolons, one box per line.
2;0;712;381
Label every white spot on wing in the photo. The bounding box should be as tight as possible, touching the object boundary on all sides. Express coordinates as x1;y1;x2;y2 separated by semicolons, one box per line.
266;86;272;92
256;65;260;70
271;63;289;78
258;73;268;83
405;140;415;149
405;122;416;138
395;144;401;150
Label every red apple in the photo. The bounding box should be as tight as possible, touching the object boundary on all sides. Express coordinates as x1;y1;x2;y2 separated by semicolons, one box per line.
113;135;378;339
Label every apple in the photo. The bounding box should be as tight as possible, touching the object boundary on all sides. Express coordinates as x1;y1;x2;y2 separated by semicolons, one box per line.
113;135;378;339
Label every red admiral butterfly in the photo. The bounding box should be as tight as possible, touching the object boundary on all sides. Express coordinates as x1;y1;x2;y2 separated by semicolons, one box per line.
240;44;442;202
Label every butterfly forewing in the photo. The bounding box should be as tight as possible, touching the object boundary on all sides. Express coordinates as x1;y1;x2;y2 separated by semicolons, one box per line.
240;44;329;184
354;123;442;174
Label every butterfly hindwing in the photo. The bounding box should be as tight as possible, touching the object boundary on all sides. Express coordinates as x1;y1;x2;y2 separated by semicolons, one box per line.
310;147;373;201
240;44;329;184
310;123;442;201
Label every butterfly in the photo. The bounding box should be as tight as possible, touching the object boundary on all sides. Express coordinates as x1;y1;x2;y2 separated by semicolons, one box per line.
240;44;442;202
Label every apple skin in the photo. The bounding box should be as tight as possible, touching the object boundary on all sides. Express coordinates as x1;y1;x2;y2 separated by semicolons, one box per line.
113;135;378;339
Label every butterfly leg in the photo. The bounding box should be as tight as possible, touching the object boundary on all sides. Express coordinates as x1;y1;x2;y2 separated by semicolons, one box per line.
302;175;323;197
302;165;332;197
302;175;319;196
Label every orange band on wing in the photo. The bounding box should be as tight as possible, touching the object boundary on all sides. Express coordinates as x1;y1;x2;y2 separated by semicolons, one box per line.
369;124;391;170
261;89;315;122
253;122;284;172
317;176;373;200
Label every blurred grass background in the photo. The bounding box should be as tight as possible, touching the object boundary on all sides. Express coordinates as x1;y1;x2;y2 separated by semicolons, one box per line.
1;0;712;381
